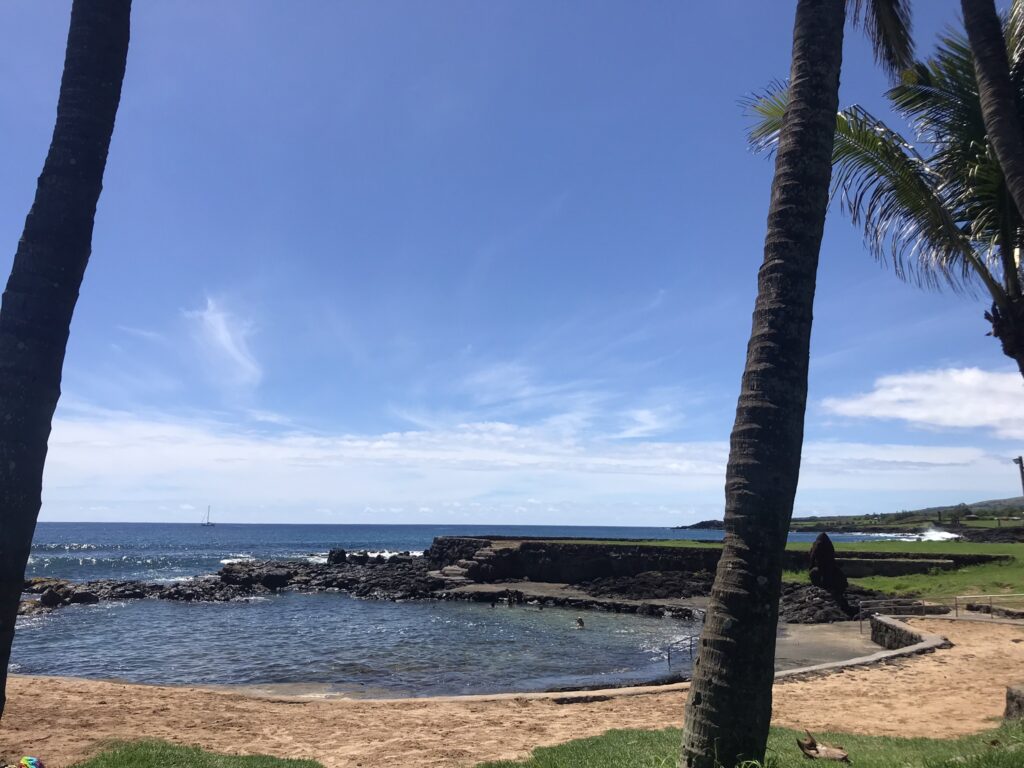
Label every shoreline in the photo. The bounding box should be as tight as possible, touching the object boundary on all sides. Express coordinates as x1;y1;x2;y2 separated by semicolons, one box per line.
4;619;1022;768
6;620;880;701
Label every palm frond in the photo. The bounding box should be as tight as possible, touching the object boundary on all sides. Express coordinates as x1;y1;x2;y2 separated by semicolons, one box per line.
1009;0;1024;75
743;83;1005;300
740;81;789;158
850;0;915;79
831;104;982;293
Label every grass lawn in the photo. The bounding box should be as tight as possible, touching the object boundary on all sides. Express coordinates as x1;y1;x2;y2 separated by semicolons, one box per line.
70;741;323;768
476;724;1024;768
823;540;1024;600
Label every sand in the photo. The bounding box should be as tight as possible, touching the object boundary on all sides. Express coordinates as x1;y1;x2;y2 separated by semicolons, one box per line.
1;618;1022;768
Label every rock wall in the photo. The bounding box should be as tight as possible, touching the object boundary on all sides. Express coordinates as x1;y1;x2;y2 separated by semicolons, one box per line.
869;614;924;649
837;558;956;578
1006;684;1024;720
425;537;492;569
425;536;1007;584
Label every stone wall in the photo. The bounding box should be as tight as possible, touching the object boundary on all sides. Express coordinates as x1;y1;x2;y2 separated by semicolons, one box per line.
869;614;924;650
425;536;1007;584
1006;685;1024;720
837;558;957;578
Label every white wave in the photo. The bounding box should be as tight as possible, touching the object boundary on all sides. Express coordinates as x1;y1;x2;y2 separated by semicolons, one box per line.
364;550;423;559
220;553;255;565
872;528;961;542
919;528;961;541
306;554;329;564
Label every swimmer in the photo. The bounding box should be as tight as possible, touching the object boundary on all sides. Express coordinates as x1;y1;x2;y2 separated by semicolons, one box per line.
575;617;585;629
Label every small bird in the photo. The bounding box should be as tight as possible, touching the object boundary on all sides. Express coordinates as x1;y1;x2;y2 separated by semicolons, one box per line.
796;731;850;762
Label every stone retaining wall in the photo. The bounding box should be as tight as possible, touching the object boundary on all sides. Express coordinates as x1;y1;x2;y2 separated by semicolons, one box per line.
870;614;920;649
426;536;1008;584
1007;684;1024;720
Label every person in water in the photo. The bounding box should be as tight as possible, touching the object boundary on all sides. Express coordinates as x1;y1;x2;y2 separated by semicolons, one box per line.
575;617;585;629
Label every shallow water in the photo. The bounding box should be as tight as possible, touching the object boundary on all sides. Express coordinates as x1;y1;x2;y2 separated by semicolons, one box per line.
12;521;899;695
12;592;700;696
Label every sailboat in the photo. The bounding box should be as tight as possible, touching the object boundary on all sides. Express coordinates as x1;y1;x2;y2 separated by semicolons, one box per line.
200;505;215;527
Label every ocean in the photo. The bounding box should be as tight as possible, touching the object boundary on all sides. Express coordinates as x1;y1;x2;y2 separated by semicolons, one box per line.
12;522;889;697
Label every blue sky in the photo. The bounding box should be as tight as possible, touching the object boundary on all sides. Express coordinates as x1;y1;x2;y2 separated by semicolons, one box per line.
2;0;1022;525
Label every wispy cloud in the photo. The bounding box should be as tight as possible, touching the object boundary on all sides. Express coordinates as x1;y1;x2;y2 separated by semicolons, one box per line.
116;325;166;343
185;297;262;392
613;406;681;439
38;399;1021;524
822;367;1024;440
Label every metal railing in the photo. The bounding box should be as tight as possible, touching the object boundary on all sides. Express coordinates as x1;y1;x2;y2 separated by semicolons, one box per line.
855;594;1024;631
664;635;696;672
856;597;956;632
953;592;1024;618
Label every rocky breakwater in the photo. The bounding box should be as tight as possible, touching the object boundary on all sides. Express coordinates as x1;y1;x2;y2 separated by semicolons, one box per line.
426;535;944;625
18;551;445;616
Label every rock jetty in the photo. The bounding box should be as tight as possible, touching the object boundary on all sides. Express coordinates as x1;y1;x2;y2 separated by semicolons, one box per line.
17;536;953;625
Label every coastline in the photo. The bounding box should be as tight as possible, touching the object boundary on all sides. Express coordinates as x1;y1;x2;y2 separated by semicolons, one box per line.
3;619;1021;768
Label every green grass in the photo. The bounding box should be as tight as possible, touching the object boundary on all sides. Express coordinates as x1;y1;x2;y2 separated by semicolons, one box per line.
547;537;1024;600
71;741;323;768
825;541;1024;599
476;724;1024;768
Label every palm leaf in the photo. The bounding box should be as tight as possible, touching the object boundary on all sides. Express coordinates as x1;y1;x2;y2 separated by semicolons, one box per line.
850;0;915;79
744;82;1006;301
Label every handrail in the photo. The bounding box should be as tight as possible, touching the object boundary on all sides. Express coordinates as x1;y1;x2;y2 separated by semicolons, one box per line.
953;592;1024;617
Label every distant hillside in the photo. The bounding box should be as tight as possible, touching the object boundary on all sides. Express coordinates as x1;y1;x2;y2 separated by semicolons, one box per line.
674;496;1024;532
789;496;1024;531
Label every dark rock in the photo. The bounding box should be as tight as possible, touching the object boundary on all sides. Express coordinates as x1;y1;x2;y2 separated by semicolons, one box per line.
578;570;714;600
808;533;848;595
39;587;66;608
347;551;369;565
259;568;291;590
326;548;347;565
1006;684;1024;720
17;600;51;617
69;590;100;604
22;577;69;594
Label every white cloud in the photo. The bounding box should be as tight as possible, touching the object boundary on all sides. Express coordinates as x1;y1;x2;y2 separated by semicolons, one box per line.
36;401;1022;524
614;407;681;439
185;297;261;391
116;325;166;343
823;367;1024;440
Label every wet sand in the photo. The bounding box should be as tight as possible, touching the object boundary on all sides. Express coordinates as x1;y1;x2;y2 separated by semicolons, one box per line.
1;618;1021;768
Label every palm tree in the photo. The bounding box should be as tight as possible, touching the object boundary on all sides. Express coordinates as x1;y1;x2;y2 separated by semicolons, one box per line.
746;6;1024;376
0;0;131;721
962;0;1024;223
681;1;913;766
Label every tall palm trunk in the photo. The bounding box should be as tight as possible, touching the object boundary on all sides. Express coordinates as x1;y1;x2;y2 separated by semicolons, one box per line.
681;1;844;766
0;0;130;721
962;0;1024;227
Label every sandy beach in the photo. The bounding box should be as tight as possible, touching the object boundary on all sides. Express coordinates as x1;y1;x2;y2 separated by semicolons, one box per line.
1;618;1022;767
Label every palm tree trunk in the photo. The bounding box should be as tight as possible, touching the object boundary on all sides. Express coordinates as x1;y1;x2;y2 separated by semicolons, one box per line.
985;299;1024;377
962;0;1024;226
0;0;130;722
681;1;844;766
